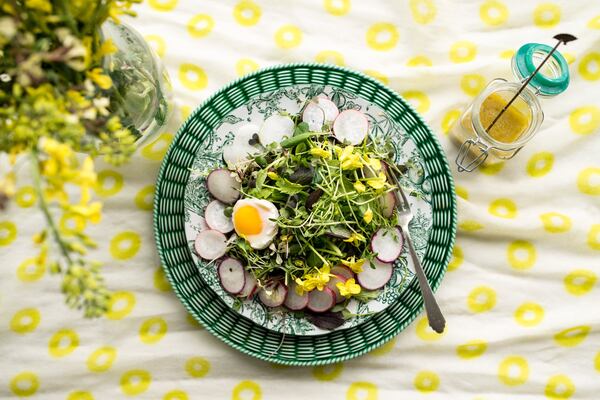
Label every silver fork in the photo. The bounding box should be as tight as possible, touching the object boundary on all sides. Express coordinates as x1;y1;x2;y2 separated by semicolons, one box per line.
386;167;446;334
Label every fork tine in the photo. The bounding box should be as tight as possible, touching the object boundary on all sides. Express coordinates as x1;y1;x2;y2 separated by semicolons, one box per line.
386;165;410;211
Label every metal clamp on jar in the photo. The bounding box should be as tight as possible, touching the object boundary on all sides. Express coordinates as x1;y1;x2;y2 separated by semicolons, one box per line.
451;36;574;172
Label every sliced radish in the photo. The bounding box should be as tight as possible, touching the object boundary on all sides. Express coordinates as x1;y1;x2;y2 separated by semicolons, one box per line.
207;168;240;204
237;269;257;298
330;265;354;281
379;191;396;218
218;258;245;294
258;114;295;145
356;259;393;290
333;109;369;145
194;229;227;260
302;102;325;132
326;275;348;304
223;123;260;167
204;200;233;233
316;96;339;122
283;281;309;311
307;287;336;313
258;283;287;308
371;227;403;262
197;216;209;232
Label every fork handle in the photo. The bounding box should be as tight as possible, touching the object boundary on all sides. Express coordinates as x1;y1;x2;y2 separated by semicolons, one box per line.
401;229;446;334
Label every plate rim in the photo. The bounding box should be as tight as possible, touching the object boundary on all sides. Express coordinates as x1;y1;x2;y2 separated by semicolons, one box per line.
153;62;457;365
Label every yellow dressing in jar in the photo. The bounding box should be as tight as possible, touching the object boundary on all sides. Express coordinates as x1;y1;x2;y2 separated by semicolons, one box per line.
479;92;531;143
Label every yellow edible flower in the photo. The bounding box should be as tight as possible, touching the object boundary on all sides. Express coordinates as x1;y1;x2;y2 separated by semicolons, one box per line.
336;146;363;170
69;201;102;224
353;180;366;193
343;232;366;246
25;0;52;13
365;172;387;190
0;172;16;197
310;147;331;159
86;68;112;90
336;278;361;298
97;39;118;58
267;171;279;180
340;257;365;273
295;265;332;294
364;156;382;172
363;207;373;224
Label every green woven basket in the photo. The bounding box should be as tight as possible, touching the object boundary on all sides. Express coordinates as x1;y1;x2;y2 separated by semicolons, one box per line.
154;63;457;366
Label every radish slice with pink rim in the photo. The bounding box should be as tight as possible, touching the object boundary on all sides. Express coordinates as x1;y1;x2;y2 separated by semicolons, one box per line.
326;275;347;304
194;229;227;260
284;281;309;310
206;168;240;204
259;114;295;145
218;258;245;294
316;96;339;122
333;109;369;145
204;200;233;233
356;259;393;290
371;227;403;262
307;287;336;312
237;269;257;298
330;265;354;281
258;283;287;308
302;102;325;131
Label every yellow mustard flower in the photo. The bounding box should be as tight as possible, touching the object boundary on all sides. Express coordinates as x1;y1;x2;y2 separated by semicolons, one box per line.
295;265;332;294
267;171;279;180
343;232;366;246
363;207;373;223
97;39;118;59
25;0;52;13
310;147;331;159
86;68;112;90
365;172;387;189
336;146;363;170
354;180;366;193
336;278;361;298
340;256;365;273
0;172;16;197
364;156;382;172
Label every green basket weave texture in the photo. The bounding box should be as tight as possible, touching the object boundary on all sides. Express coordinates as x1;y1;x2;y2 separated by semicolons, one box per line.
154;63;457;366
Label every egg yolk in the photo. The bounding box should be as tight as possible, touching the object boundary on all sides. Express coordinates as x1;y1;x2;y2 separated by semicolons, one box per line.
233;205;263;236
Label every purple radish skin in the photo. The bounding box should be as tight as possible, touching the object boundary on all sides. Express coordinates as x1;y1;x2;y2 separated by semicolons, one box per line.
237;270;257;298
333;109;369;145
330;265;354;281
356;259;393;290
284;282;309;311
307;287;336;313
194;229;227;260
204;200;234;233
218;258;245;294
371;227;403;262
258;284;288;308
206;168;241;204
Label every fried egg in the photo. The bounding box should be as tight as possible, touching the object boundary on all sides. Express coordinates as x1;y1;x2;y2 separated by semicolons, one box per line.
232;199;279;249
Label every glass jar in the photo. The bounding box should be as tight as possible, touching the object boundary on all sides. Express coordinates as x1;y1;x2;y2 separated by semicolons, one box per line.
101;20;173;146
450;43;570;172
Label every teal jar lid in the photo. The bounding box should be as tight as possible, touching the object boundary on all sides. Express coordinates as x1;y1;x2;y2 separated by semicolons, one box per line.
512;43;570;97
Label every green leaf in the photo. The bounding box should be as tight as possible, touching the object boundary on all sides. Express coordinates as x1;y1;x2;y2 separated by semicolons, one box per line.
294;121;309;135
275;178;305;195
255;170;267;190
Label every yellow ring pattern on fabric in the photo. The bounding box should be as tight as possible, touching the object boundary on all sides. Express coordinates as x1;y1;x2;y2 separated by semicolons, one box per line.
401;91;430;114
95;170;124;197
461;74;486;97
533;3;561;28
554;325;590;347
232;380;262;400
10;371;39;397
187;14;215;38
141;133;174;161
414;370;440;392
369;337;397;355
507;240;537;270
450;41;477;63
480;0;509;26
577;168;600;195
154;267;171;292
110;231;141;260
459;220;484;232
498;356;529;386
588;15;600;29
407;55;432;67
456;339;487;359
409;0;437;25
179;64;208;91
48;329;79;358
148;0;178;12
135;185;155;211
500;49;515;59
15;186;36;207
233;1;262;26
540;212;571;233
139;317;168;344
366;23;399;51
416;316;446;341
527;152;554;177
87;346;117;372
17;258;45;282
67;391;94;400
185;357;210;378
363;70;389;85
447;245;464;271
120;370;152;396
514;302;544;327
0;220;17;246
441;109;461;135
455;185;468;200
323;0;351;16
346;382;378;400
59;213;86;235
564;269;596;296
145;35;166;58
10;308;41;334
164;390;189;400
569;106;600;135
312;363;343;381
236;59;259;77
544;374;575;399
274;25;303;49
467;286;496;313
479;161;505;175
578;52;600;81
315;50;345;66
489;198;517;219
106;291;136;320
